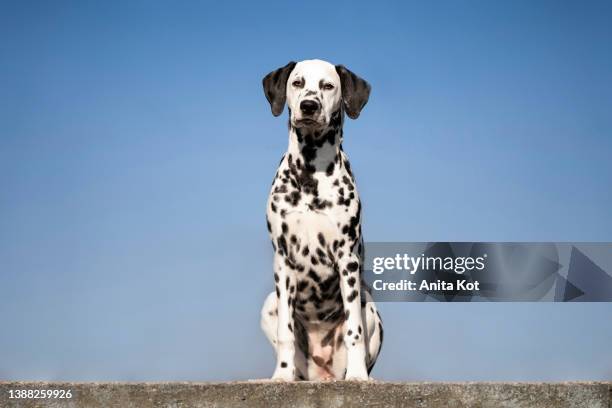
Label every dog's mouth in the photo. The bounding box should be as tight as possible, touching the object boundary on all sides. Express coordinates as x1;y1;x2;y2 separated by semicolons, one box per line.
294;118;324;128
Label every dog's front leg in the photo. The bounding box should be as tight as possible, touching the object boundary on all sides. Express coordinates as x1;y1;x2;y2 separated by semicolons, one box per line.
338;252;369;380
271;253;296;381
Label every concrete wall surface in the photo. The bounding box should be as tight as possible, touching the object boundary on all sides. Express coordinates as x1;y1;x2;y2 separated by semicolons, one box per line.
1;381;610;408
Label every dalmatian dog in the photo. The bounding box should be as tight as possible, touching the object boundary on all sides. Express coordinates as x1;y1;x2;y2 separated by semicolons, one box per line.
260;59;383;381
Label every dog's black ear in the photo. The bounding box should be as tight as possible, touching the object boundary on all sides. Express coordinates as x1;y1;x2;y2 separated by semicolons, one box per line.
262;61;297;116
335;65;371;119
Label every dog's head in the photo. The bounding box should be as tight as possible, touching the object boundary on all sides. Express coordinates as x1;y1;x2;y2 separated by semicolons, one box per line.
263;59;370;129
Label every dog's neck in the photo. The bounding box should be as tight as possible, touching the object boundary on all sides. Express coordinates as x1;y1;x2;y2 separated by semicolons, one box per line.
286;109;344;172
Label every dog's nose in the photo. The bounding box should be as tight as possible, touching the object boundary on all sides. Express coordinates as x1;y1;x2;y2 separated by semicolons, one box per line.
300;100;319;115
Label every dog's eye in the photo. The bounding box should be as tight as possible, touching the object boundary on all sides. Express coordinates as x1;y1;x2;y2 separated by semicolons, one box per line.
323;83;334;90
292;80;303;87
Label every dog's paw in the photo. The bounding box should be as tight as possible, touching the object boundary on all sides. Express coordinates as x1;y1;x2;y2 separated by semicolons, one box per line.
345;375;370;381
270;375;294;381
271;368;295;382
344;366;369;381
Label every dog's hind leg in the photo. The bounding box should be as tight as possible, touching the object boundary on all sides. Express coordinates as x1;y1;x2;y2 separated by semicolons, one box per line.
362;291;383;375
261;292;279;349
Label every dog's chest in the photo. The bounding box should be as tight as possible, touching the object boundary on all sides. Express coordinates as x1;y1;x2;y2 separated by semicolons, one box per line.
267;152;359;240
266;151;361;322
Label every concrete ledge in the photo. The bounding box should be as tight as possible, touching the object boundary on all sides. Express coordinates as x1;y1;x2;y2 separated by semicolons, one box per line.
1;381;610;408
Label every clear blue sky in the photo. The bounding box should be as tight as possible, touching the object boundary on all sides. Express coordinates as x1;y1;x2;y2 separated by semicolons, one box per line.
1;0;611;381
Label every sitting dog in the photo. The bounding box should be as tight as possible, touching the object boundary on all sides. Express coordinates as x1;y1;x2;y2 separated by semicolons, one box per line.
260;59;383;381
